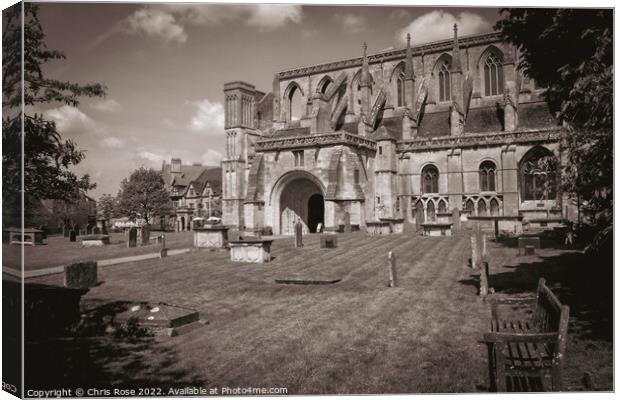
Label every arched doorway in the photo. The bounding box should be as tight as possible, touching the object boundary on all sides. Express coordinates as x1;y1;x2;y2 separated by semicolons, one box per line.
308;194;325;233
272;171;326;235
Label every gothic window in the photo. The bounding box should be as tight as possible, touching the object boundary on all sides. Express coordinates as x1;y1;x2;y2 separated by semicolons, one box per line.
320;78;332;94
520;147;558;201
421;165;439;194
465;199;475;215
354;169;360;184
477;199;487;216
438;61;451;102
437;199;447;214
396;71;406;107
427;201;436;222
484;53;504;96
479;160;497;192
288;84;303;121
490;198;500;216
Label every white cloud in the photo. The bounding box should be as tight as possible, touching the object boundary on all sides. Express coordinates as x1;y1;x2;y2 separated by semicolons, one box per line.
396;11;491;45
201;149;223;166
125;7;187;44
90;98;121;113
100;137;124;148
246;5;303;31
188;99;225;135
91;4;302;48
334;13;365;33
138;151;166;163
44;105;98;136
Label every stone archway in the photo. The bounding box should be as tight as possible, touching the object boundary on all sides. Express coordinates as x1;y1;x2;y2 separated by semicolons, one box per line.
271;171;326;235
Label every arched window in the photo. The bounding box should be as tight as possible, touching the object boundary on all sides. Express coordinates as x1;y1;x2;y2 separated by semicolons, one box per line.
477;199;487;216
437;199;447;214
479;160;497;192
465;199;475;215
427;201;436;222
520;147;558;201
438;61;451;102
421;165;439;194
484;53;504;96
289;85;303;121
319;78;333;94
490;198;500;216
396;70;406;107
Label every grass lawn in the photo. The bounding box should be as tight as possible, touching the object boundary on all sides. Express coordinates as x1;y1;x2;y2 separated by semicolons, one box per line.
22;230;612;393
3;231;193;270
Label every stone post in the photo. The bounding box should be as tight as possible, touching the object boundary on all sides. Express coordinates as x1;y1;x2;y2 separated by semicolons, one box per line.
128;227;137;248
294;220;303;248
160;234;167;258
64;261;98;289
387;251;397;287
69;230;76;242
452;208;461;231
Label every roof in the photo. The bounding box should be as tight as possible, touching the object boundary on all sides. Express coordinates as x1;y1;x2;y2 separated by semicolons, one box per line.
188;167;222;196
162;163;207;187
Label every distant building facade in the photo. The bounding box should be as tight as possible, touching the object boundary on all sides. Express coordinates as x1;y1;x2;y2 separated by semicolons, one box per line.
161;158;222;231
221;28;576;236
35;192;97;235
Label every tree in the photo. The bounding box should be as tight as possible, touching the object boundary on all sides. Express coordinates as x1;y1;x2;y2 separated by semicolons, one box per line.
117;168;172;225
2;3;106;227
98;194;119;222
495;9;612;232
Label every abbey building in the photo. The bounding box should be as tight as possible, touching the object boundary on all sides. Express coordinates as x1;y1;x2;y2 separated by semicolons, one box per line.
221;27;574;236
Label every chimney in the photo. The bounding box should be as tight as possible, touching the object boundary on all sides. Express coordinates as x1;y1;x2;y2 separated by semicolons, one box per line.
171;158;182;174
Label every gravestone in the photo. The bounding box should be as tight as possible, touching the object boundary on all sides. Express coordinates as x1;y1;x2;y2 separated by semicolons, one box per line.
160;234;168;258
387;251;397;288
69;230;76;242
93;227;100;234
141;226;150;246
294;220;303;248
320;235;337;248
316;222;323;233
64;261;98;289
343;211;351;233
128;227;138;248
524;245;535;255
452;208;461;231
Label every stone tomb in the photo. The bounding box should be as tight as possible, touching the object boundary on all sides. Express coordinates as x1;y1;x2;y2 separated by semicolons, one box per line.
365;221;392;236
193;225;229;248
112;302;200;337
81;234;110;247
421;222;453;236
518;235;541;255
64;261;98;289
5;228;44;246
229;239;273;263
380;218;405;234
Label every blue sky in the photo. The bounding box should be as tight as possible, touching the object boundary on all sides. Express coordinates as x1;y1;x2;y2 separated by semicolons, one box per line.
36;3;501;198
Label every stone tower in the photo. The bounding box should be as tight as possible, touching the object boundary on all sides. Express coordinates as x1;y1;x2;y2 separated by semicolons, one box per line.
221;81;261;229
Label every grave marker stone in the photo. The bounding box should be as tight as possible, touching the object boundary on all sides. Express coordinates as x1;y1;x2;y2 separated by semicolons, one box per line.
128;227;137;248
93;227;100;234
69;230;76;242
64;261;98;289
387;251;397;287
160;234;168;258
141;226;150;246
294;220;303;248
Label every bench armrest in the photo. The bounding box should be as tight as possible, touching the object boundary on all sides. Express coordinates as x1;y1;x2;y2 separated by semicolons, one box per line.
487;295;537;305
483;331;557;344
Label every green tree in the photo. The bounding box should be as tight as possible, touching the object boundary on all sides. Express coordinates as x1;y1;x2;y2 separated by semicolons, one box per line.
495;9;612;231
117;168;172;225
98;193;119;222
2;3;106;227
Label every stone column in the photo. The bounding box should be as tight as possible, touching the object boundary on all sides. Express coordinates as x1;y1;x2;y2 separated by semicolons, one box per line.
501;145;519;216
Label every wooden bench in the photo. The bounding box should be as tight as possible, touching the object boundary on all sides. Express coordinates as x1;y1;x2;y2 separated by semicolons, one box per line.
483;278;570;392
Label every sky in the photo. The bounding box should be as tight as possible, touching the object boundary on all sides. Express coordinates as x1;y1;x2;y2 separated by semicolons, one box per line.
33;3;502;199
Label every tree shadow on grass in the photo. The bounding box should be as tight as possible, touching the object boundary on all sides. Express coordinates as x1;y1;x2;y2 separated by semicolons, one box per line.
468;249;612;343
17;282;207;391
